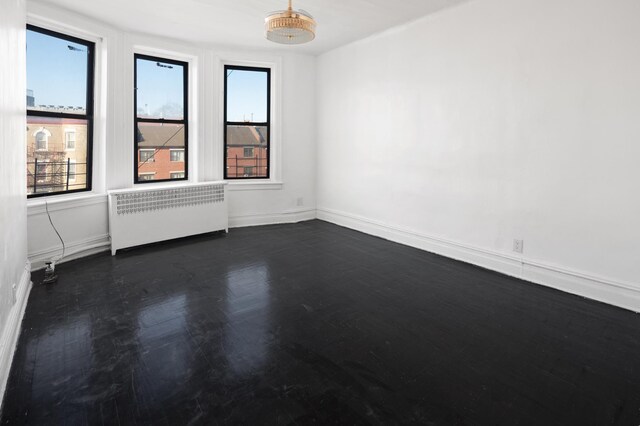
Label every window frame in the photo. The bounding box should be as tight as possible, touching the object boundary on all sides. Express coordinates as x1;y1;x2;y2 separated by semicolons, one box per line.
223;65;271;180
26;24;95;199
133;53;189;184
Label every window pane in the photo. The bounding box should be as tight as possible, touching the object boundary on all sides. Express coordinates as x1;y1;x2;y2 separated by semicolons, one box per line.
68;161;77;180
136;57;185;120
35;131;47;150
139;149;155;163
170;149;185;162
27;116;89;195
27;29;89;112
139;173;155;181
226;125;268;178
65;131;76;150
226;69;268;123
136;123;185;181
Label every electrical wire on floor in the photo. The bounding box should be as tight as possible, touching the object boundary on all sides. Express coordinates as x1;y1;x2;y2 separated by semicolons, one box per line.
43;200;65;285
45;200;66;262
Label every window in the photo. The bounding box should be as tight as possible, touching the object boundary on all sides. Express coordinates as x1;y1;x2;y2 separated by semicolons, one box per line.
65;130;76;150
68;159;76;181
26;25;94;197
170;149;185;162
134;54;188;183
35;130;48;151
139;172;155;181
224;65;270;179
139;149;155;163
35;160;48;183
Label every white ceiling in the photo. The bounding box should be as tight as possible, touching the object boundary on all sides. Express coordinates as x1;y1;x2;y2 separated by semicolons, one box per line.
32;0;470;55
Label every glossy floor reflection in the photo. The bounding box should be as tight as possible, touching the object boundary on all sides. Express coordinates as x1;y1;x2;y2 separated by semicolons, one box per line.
2;220;640;425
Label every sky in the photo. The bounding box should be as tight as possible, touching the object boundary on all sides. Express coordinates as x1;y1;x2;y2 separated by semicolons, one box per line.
26;29;88;108
27;29;269;123
136;57;185;119
226;69;268;123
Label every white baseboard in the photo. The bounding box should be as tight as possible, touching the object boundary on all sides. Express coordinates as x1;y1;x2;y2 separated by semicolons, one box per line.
0;262;32;406
28;209;317;268
317;207;640;313
229;209;317;229
29;234;111;271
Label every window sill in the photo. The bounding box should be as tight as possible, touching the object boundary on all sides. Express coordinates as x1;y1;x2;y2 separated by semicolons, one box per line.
227;180;283;191
27;192;107;216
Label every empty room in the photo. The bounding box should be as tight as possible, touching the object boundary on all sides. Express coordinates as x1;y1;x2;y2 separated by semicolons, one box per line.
1;0;639;424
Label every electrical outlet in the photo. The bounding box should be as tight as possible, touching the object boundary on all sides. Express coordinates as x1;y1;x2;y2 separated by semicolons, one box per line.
513;239;524;254
296;197;304;207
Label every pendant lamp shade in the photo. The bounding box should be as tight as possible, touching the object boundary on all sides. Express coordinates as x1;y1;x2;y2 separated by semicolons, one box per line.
265;0;316;45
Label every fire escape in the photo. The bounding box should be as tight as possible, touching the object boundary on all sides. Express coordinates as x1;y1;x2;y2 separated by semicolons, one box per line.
27;145;67;194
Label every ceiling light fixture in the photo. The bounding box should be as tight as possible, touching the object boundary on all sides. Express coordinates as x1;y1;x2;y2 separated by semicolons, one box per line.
265;0;316;45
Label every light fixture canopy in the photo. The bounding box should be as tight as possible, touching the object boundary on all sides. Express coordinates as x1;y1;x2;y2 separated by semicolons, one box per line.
265;0;316;45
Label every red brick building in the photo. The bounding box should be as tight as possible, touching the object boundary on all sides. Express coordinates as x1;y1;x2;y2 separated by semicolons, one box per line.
226;125;268;178
26;112;89;195
136;123;185;181
134;124;268;180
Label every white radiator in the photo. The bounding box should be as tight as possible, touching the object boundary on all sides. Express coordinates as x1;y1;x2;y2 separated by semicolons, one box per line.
107;182;228;255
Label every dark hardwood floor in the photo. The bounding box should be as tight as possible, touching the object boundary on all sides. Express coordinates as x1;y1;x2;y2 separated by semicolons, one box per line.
1;220;639;425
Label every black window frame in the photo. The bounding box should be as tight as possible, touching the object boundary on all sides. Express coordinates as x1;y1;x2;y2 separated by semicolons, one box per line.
134;53;189;184
26;24;95;199
224;65;271;180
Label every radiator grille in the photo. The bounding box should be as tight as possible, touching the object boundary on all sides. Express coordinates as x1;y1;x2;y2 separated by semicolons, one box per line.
115;184;225;215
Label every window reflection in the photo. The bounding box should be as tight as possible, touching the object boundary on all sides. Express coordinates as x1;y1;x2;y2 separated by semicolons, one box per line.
29;314;91;421
136;294;189;396
223;262;272;376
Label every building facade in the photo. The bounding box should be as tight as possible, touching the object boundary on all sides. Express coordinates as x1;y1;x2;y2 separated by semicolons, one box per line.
26;109;88;195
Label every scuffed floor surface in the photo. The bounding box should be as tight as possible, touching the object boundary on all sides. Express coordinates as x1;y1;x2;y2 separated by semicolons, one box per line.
2;220;640;425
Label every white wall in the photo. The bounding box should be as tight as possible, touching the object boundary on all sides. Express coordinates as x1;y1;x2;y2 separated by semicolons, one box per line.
227;53;317;226
26;3;317;268
0;0;31;403
316;0;640;310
